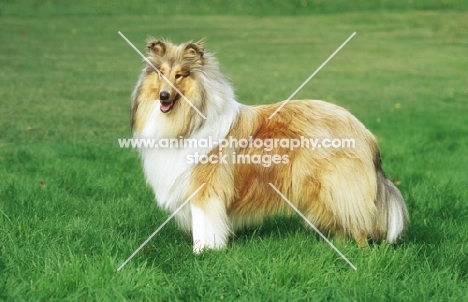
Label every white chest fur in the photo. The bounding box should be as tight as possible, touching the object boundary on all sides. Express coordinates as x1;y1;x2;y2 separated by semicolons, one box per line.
136;101;240;230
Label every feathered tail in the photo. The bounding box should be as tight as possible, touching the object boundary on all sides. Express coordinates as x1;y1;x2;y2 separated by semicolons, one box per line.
374;170;409;243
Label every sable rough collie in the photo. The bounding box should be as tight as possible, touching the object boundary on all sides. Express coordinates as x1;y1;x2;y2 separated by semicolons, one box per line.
130;38;408;253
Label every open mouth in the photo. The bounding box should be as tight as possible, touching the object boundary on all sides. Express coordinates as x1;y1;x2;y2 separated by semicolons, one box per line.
159;95;179;113
160;100;174;113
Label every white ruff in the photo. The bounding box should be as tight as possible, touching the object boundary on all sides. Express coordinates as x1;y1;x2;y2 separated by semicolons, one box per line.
136;98;240;231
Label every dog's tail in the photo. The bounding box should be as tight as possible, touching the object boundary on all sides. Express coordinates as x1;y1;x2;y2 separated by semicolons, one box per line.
374;170;409;243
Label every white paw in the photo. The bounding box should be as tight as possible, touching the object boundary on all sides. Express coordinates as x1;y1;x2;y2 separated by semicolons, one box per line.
193;240;205;254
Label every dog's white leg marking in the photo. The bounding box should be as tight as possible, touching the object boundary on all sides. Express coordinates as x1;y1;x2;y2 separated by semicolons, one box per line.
190;200;229;254
191;204;206;253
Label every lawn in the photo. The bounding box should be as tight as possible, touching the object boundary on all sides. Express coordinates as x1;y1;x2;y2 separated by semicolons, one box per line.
0;1;467;301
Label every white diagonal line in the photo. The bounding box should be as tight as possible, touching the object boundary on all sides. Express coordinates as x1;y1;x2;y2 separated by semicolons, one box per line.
118;31;207;120
268;32;356;119
268;183;357;271
117;183;206;271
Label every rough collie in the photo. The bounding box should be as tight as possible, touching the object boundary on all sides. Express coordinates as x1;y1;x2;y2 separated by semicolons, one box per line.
130;38;408;253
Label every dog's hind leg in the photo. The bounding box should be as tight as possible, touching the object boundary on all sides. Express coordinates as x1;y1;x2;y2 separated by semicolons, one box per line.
190;199;230;254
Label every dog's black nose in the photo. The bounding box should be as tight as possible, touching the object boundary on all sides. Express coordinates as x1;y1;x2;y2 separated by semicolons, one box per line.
160;91;170;101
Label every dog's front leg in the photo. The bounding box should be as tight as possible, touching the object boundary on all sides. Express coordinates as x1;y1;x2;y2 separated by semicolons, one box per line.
190;199;230;254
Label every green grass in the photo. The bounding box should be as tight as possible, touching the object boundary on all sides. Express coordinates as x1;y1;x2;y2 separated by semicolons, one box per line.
1;1;467;301
1;0;467;16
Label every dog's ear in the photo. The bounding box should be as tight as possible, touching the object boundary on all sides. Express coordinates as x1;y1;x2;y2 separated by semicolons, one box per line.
184;39;204;59
146;39;166;56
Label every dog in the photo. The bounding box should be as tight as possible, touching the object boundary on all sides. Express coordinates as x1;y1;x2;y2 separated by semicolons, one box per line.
130;38;408;253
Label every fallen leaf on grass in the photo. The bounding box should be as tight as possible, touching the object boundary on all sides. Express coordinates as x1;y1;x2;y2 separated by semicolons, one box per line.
390;177;401;186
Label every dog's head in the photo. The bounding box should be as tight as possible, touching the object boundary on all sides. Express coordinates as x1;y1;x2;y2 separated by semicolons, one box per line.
132;38;234;137
145;38;204;114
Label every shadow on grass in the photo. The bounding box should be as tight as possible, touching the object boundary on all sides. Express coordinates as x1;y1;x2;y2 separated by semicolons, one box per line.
139;213;409;273
232;215;308;243
139;216;314;273
135;202;460;275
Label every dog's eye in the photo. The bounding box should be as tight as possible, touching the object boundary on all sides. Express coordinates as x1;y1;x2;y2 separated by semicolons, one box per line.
175;74;182;79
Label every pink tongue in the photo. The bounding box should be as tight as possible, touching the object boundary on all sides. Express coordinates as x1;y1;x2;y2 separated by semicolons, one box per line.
160;102;172;112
